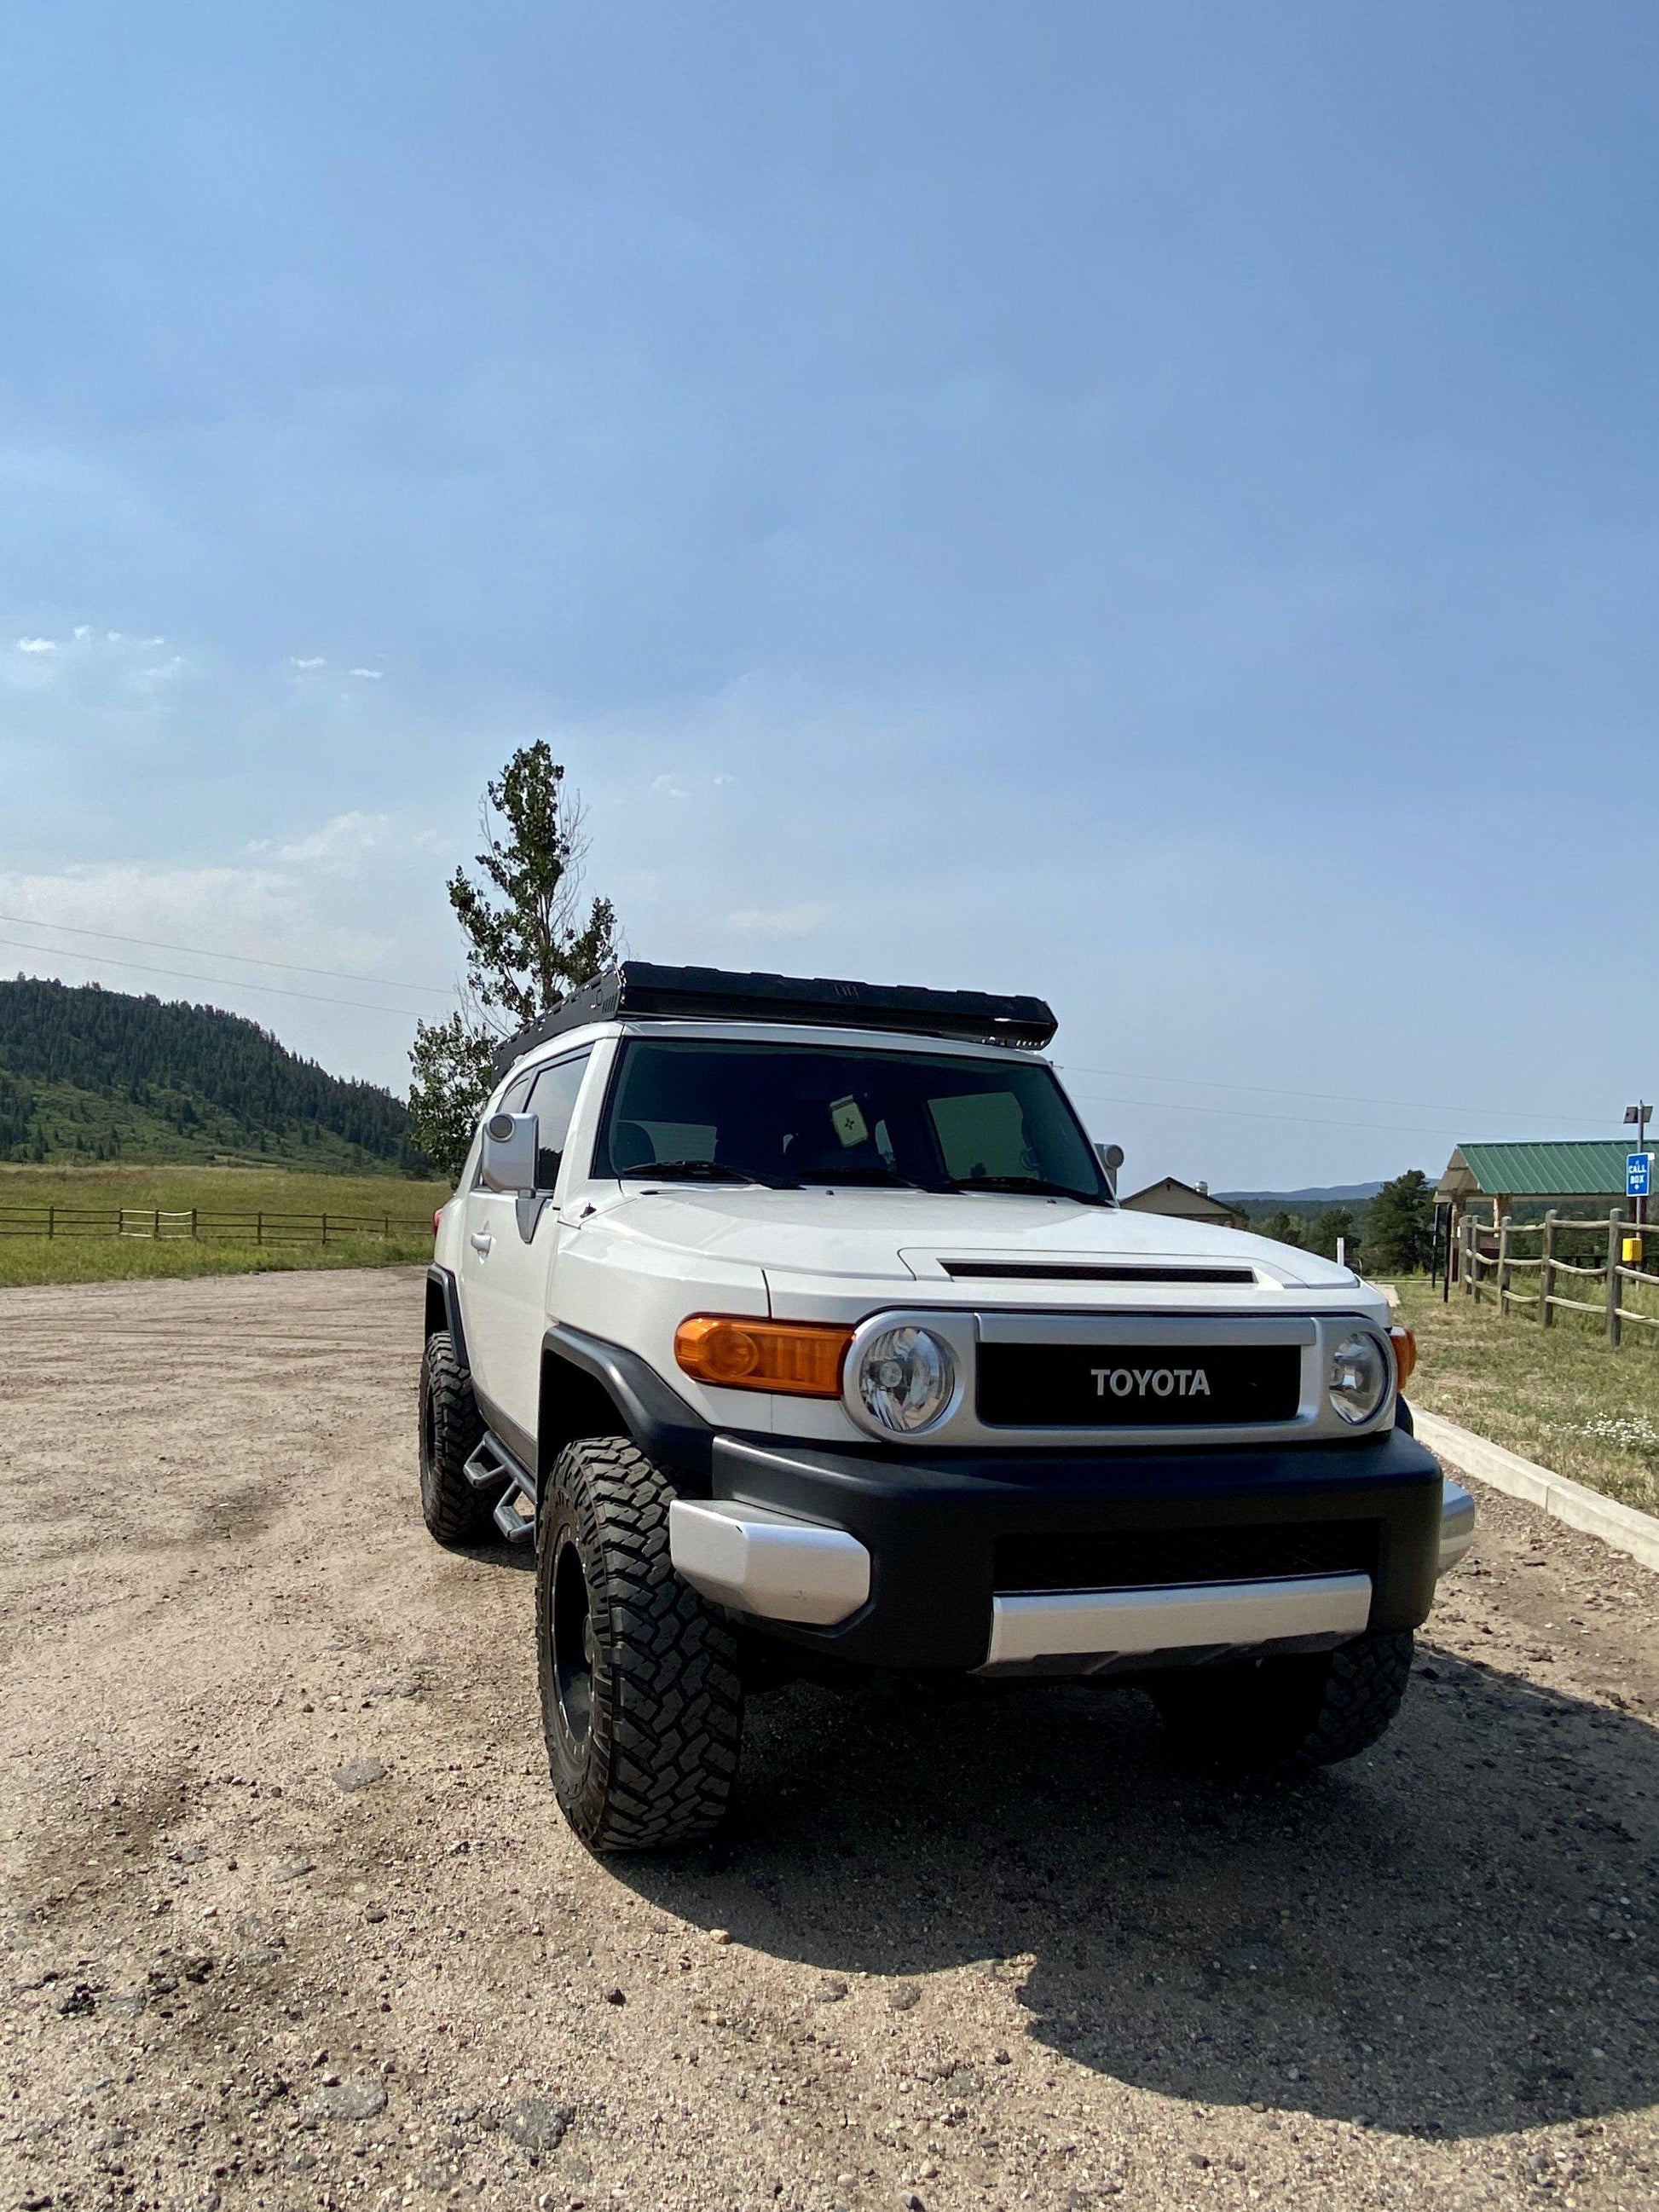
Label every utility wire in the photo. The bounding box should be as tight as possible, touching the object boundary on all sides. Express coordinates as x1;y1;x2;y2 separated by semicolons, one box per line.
1056;1063;1612;1137
0;936;429;1019
0;912;1625;1137
0;910;449;996
1063;1083;1586;1146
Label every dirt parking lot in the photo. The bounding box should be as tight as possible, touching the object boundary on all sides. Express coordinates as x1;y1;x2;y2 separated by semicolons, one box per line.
2;1268;1656;2212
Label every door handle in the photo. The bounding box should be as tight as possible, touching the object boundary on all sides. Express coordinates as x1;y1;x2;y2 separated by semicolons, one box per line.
469;1232;494;1256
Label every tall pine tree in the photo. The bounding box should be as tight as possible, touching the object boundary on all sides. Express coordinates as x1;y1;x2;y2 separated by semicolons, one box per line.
1364;1169;1433;1273
408;745;621;1176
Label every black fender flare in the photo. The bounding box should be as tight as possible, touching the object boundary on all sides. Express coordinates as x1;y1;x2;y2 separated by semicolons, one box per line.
425;1264;470;1375
540;1321;716;1491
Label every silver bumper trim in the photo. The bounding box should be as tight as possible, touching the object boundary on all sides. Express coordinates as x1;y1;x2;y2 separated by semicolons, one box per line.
1438;1477;1476;1576
668;1499;872;1626
982;1571;1374;1668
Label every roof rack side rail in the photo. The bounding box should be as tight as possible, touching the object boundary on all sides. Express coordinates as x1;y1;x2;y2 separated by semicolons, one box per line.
488;962;1056;1079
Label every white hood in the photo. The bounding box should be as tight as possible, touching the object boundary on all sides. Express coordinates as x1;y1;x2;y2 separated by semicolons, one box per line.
592;1184;1362;1299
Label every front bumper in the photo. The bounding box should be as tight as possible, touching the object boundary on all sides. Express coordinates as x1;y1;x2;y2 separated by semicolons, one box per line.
668;1426;1454;1672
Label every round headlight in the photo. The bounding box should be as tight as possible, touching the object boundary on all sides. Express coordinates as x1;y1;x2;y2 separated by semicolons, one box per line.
1328;1332;1390;1425
855;1325;957;1434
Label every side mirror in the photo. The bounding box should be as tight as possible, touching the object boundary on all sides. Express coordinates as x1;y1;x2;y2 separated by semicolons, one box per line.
481;1112;540;1193
1095;1141;1124;1197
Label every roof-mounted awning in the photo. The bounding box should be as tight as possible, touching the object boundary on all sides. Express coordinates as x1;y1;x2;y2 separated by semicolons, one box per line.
491;962;1057;1078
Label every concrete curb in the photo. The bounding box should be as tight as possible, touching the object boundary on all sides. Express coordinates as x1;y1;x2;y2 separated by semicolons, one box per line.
1413;1408;1659;1576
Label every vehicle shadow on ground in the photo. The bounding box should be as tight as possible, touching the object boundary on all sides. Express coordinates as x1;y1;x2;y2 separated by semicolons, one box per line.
620;1649;1658;2140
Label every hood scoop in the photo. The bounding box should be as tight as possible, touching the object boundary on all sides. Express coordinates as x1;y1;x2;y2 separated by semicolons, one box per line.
939;1260;1255;1285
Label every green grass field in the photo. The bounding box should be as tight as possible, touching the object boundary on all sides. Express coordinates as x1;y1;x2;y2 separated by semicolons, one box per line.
0;1163;450;1287
1397;1273;1659;1517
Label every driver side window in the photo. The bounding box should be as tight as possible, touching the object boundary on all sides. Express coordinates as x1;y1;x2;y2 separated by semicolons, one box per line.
524;1051;592;1189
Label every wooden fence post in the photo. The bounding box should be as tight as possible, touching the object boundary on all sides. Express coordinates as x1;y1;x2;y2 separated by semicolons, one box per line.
1498;1216;1512;1314
47;1205;55;1240
257;1211;263;1248
1540;1210;1556;1327
1471;1216;1482;1304
1606;1209;1623;1348
191;1208;198;1241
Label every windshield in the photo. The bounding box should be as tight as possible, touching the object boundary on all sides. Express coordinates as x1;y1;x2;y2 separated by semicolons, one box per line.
593;1038;1107;1203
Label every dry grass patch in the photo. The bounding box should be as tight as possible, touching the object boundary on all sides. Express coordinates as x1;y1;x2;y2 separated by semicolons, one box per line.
1397;1273;1659;1517
0;1163;449;1287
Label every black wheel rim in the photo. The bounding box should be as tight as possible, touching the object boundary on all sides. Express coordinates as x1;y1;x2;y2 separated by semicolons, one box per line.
551;1530;595;1749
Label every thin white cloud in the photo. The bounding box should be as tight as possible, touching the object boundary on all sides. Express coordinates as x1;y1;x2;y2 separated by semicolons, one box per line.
726;903;829;935
348;666;384;680
15;637;56;655
264;810;399;872
650;772;691;800
290;655;327;670
72;625;90;640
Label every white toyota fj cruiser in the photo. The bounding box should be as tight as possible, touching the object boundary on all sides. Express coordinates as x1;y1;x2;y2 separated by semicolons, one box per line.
424;963;1472;1852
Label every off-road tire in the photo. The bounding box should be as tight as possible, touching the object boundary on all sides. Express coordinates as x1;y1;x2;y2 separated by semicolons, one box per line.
1149;1629;1414;1772
418;1331;490;1547
538;1436;743;1852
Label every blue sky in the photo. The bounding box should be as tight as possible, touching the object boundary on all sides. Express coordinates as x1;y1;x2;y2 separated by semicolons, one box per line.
3;3;1656;1189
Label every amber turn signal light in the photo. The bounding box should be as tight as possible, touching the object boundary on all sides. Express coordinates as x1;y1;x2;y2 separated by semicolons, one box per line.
1390;1325;1417;1387
674;1314;853;1396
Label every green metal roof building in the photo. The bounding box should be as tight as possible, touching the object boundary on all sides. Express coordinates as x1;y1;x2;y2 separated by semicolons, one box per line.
1436;1141;1633;1220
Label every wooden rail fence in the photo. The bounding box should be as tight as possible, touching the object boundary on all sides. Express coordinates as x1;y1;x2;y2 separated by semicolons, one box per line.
0;1206;432;1248
1460;1208;1659;1348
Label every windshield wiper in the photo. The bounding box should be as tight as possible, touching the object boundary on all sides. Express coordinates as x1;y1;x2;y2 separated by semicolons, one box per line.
619;1159;799;1190
791;1167;939;1191
946;1175;1105;1203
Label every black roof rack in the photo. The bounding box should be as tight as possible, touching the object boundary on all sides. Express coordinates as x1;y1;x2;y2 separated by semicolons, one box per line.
491;962;1057;1077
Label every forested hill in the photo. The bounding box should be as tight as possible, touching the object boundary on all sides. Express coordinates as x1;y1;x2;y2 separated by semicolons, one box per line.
0;976;428;1174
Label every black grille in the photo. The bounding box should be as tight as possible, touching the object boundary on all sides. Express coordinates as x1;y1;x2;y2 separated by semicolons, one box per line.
942;1262;1253;1285
994;1522;1376;1594
977;1341;1302;1427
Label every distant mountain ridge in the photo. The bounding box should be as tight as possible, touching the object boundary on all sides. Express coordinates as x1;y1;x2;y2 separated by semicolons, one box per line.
1218;1181;1386;1207
0;975;427;1173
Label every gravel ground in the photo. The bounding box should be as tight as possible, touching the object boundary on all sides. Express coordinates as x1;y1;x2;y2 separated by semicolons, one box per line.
1;1268;1656;2212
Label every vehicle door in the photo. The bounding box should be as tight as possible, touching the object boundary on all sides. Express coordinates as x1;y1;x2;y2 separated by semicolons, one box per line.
460;1048;593;1458
457;1066;533;1426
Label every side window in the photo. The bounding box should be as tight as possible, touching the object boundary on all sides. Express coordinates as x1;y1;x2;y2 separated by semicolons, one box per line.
471;1070;535;1188
525;1050;592;1189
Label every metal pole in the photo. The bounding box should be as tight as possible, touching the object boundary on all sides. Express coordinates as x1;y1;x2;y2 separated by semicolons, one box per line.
1541;1210;1556;1328
1643;1103;1650;1239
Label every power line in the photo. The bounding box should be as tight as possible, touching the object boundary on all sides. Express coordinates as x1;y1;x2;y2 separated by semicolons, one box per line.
0;937;430;1019
1055;1061;1612;1138
0;910;450;996
1063;1083;1561;1146
0;918;1623;1142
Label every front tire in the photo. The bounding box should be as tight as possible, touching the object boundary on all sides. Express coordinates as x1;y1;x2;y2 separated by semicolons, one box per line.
1149;1629;1413;1771
538;1437;743;1852
418;1331;490;1547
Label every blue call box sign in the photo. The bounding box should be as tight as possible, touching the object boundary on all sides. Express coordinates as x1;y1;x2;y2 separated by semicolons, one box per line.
1627;1152;1652;1199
